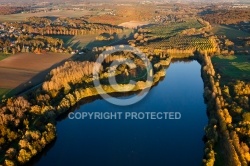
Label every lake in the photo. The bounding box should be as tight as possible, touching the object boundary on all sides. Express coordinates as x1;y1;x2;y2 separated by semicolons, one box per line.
32;60;207;166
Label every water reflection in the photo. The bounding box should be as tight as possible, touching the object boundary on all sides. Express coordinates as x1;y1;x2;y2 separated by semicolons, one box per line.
30;60;207;166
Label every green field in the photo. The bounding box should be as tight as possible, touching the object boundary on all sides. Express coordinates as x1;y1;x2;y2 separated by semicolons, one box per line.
0;88;11;99
0;53;11;61
212;55;250;83
145;19;204;39
212;25;250;40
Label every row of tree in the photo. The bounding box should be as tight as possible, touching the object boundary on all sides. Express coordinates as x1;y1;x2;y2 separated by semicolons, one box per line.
200;51;250;166
0;35;72;54
198;52;244;166
42;61;103;96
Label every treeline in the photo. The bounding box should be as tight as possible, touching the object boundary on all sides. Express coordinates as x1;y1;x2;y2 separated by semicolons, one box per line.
181;18;212;36
18;17;124;36
198;52;238;166
215;35;235;56
199;52;250;166
26;17;52;26
201;9;250;25
220;80;250;165
42;61;103;97
0;35;72;54
0;6;25;15
22;24;123;36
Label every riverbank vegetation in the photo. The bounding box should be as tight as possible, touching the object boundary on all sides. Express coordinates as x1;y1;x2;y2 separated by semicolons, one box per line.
199;53;250;166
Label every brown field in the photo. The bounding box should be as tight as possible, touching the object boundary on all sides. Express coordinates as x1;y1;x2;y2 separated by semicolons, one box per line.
0;68;37;89
0;52;72;96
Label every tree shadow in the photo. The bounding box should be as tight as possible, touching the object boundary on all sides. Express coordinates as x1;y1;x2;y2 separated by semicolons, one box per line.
84;33;120;49
44;16;58;22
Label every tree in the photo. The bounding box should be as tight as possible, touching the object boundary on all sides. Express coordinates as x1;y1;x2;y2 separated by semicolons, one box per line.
242;112;250;122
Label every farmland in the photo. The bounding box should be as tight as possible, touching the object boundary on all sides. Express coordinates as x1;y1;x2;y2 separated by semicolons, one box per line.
145;19;204;39
212;55;250;83
0;9;95;22
133;19;215;53
147;35;216;51
0;52;72;98
212;25;250;40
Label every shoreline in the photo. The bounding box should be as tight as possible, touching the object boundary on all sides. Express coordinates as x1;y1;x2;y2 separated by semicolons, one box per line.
0;51;233;166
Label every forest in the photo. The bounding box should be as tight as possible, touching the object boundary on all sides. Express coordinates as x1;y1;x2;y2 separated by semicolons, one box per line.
201;9;250;25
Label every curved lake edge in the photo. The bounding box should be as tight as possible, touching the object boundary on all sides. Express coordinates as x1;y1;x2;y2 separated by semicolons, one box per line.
28;55;207;165
50;52;235;166
1;51;230;166
25;52;219;166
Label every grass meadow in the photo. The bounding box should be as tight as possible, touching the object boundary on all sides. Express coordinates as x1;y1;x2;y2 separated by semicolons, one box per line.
212;55;250;83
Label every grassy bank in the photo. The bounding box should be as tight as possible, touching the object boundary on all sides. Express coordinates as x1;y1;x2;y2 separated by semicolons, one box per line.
0;88;11;99
0;53;11;61
212;55;250;83
212;25;250;40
